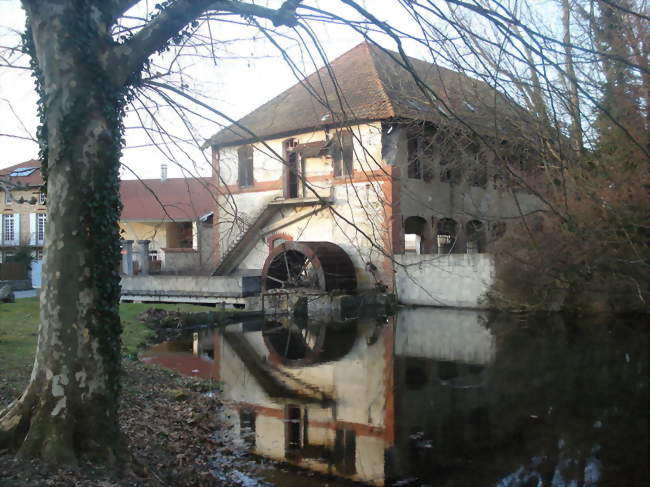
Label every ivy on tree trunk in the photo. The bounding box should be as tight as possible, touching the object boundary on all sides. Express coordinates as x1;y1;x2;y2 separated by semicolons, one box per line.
0;0;301;464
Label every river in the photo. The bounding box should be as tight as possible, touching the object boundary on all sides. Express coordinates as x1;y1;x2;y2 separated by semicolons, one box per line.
143;308;648;486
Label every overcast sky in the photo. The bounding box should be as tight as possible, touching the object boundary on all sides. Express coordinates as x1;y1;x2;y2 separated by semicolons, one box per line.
0;0;387;178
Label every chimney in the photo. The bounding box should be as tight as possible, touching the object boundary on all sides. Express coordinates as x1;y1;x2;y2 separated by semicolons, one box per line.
161;164;167;183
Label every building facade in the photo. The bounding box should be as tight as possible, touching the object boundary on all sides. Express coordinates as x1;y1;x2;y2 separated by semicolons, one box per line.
207;43;540;299
0;160;47;264
1;160;216;276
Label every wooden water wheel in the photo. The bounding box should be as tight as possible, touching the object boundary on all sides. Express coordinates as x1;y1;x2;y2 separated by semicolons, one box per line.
261;241;357;292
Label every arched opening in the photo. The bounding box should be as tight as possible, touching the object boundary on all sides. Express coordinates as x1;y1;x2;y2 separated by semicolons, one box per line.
436;218;458;254
404;216;429;254
466;220;486;254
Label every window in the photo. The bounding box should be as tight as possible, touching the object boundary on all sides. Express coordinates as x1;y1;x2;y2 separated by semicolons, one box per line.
334;429;356;475
2;214;15;243
237;144;254;187
239;409;256;449
39;191;46;205
436;218;458;254
4;191;12;205
331;131;354;177
285;405;302;452
466;220;486;254
407;135;422;179
404;215;429;254
37;213;47;243
8;167;37;177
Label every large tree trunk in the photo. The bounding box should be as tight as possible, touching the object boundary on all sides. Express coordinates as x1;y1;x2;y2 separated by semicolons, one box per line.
0;2;124;463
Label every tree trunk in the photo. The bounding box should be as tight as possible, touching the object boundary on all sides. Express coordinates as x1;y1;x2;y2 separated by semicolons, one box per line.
561;0;583;154
0;2;124;463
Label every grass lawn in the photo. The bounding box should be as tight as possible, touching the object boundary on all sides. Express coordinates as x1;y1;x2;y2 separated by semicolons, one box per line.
0;297;210;374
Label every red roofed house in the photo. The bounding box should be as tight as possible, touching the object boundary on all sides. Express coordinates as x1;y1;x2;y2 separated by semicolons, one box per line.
1;159;216;277
0;160;47;266
119;167;217;274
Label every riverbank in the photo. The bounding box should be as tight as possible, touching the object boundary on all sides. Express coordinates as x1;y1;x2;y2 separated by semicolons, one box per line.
0;298;230;486
1;361;227;486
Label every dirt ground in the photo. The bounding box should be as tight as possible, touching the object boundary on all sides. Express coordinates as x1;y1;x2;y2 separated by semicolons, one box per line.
0;361;231;487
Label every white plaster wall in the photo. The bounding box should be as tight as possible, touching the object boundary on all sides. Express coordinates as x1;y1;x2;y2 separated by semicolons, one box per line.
218;124;383;186
284;321;386;427
395;307;495;364
356;435;386;485
234;182;389;290
395;253;494;308
216;123;390;289
219;336;279;410
253;415;286;459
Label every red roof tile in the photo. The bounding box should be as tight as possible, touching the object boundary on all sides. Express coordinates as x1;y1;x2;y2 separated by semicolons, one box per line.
1;159;215;221
206;42;529;148
119;177;216;221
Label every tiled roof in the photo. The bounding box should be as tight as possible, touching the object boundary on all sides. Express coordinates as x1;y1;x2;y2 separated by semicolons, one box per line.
206;42;528;148
120;177;216;221
1;159;215;221
0;159;44;186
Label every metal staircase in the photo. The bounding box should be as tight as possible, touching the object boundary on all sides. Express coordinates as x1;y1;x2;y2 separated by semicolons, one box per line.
213;197;331;276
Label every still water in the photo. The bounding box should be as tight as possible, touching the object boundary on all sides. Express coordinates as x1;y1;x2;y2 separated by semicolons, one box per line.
144;308;649;486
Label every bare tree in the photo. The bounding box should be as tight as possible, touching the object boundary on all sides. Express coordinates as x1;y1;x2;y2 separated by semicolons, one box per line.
0;0;647;466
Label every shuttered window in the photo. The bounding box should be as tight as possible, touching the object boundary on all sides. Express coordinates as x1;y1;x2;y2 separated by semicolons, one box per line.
2;214;15;244
37;213;47;243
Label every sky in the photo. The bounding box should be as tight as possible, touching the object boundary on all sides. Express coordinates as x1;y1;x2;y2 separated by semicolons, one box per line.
0;0;384;179
0;0;565;180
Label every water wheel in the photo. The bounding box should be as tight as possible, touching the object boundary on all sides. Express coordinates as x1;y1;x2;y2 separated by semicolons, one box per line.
261;241;357;292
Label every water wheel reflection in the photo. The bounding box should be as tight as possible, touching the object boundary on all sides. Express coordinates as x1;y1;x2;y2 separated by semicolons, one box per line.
263;317;358;367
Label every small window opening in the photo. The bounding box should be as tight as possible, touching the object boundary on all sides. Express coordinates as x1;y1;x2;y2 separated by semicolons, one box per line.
237;144;254;187
36;213;47;243
407;135;422;179
286;405;302;452
334;428;356;475
405;357;428;390
332;131;354;177
468;153;488;187
466;220;486;254
283;138;302;198
404;216;428;254
239;409;256;449
436;218;458;254
437;360;459;381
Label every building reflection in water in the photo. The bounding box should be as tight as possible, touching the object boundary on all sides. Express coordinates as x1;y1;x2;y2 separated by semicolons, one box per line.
193;309;648;487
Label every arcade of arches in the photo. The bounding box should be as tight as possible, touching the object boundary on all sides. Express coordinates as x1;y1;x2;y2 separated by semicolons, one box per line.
402;216;503;255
